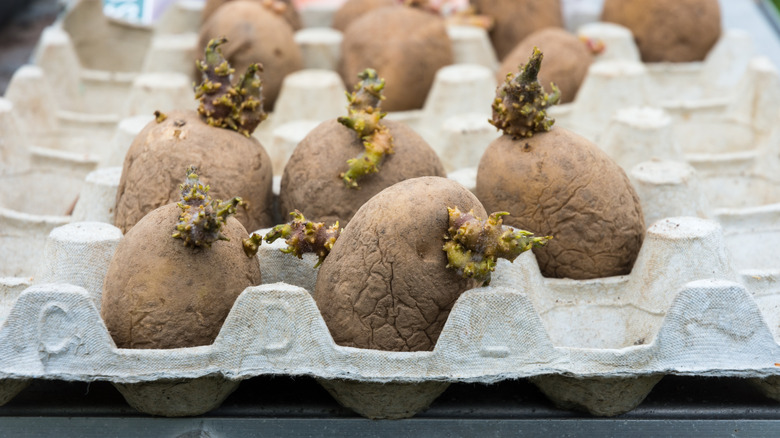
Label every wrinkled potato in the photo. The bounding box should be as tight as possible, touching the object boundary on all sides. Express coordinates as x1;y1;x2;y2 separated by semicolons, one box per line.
280;119;446;227
115;110;274;233
198;0;303;110
470;0;564;60
332;0;398;32
476;128;645;280
314;176;485;352
499;28;594;104
601;0;721;62
339;6;453;112
102;203;262;349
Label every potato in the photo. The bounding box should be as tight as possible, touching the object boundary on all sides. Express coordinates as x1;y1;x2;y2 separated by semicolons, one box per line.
332;0;398;32
498;28;593;104
477;48;644;279
339;6;453;112
601;0;721;63
115;110;274;234
314;177;485;352
198;0;303;110
470;0;564;60
102;200;261;349
202;0;302;30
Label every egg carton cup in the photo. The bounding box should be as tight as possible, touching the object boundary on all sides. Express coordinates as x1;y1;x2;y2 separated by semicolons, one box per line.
2;212;780;418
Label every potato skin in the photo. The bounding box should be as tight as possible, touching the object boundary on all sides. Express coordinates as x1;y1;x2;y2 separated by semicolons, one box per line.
314;177;485;352
332;0;397;32
115;110;274;234
198;0;303;110
339;7;453;112
279;119;446;227
201;0;302;30
498;28;593;104
102;203;262;349
601;0;721;63
471;0;564;61
476;128;645;280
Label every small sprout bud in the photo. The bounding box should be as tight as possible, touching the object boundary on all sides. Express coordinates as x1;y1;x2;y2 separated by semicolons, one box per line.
338;69;394;189
443;207;552;284
490;48;560;139
195;38;267;137
154;110;168;123
264;210;341;267
173;166;246;250
242;233;263;257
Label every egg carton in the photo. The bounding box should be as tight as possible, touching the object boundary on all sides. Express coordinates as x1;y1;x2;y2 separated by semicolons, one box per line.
1;209;780;419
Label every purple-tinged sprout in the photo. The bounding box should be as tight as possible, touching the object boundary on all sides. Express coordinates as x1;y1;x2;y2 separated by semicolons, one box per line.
194;37;268;137
265;210;341;267
172;166;261;258
443;207;552;284
490;47;561;139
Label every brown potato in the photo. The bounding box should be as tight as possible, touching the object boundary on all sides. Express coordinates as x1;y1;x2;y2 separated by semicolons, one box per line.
198;0;303;110
201;0;302;30
331;0;398;32
498;28;594;104
102;203;262;349
339;7;453;112
314;176;485;352
470;0;564;61
601;0;721;63
476;128;645;280
279;119;446;227
115;110;274;234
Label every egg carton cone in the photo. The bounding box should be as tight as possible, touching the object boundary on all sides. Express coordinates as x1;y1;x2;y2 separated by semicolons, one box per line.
2;212;780;418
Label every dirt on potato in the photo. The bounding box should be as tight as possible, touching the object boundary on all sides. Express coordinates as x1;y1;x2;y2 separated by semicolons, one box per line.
471;0;563;61
498;28;594;104
198;0;303;110
280;119;445;227
201;0;302;30
114;110;274;234
314;176;485;352
339;6;453;112
101;203;262;349
332;0;398;32
476;128;645;280
601;0;721;63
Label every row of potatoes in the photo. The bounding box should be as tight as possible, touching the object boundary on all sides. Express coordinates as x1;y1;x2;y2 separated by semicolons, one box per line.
94;0;724;413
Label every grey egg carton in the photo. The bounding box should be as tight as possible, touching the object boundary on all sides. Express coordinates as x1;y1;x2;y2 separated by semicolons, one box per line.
3;0;780;421
1;207;780;419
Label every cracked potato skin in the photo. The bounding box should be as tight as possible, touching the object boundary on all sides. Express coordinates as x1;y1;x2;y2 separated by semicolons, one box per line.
601;0;721;63
198;0;303;111
498;28;593;104
279;119;446;227
476;128;645;280
471;0;564;61
314;177;484;352
102;203;262;349
339;7;453;112
114;110;274;234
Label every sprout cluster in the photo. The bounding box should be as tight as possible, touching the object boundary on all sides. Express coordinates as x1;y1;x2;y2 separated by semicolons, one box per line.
443;207;552;284
194;37;268;137
172;166;243;248
338;69;395;189
265;211;341;267
490;48;561;138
